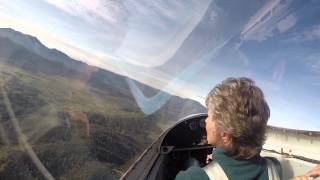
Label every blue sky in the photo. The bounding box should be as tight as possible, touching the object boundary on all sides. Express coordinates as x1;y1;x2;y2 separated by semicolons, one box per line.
0;0;319;131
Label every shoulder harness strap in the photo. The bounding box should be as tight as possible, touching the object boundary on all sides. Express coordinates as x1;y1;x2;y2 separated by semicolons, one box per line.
265;158;281;180
203;161;229;180
204;158;281;180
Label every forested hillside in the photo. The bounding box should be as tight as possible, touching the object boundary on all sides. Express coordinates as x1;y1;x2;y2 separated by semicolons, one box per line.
0;29;205;179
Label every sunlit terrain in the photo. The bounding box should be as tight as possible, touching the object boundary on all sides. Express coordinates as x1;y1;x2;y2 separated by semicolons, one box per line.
0;29;205;179
0;0;320;179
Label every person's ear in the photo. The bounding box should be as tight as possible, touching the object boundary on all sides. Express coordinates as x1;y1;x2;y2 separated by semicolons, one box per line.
220;131;231;145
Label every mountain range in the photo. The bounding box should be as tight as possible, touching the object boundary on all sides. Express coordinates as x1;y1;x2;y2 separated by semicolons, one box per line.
0;28;205;179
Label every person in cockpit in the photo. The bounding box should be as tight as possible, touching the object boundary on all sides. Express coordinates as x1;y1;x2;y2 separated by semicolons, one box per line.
175;77;280;180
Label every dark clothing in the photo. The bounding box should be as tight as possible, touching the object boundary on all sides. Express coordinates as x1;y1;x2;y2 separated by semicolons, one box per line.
175;148;269;180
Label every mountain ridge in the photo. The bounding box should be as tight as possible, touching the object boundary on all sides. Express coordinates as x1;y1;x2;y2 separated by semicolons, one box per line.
0;27;206;122
0;27;206;179
0;28;83;67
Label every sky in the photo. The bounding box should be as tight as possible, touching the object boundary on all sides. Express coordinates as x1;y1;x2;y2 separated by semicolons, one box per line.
0;0;319;131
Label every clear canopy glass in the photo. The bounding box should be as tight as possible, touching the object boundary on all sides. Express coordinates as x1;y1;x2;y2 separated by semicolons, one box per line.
0;0;319;179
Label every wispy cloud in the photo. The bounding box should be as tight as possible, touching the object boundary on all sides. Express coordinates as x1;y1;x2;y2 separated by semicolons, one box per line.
44;0;128;53
115;0;211;67
303;25;320;41
305;53;320;74
45;0;126;25
284;25;320;43
44;0;204;35
272;59;287;83
44;0;211;67
241;0;296;42
277;15;297;33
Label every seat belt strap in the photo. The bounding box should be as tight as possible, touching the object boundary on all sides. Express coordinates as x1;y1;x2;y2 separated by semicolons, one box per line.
203;161;229;180
266;158;281;180
204;158;280;180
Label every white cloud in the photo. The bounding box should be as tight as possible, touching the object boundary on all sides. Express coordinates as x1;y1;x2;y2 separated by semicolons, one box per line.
45;0;125;25
277;15;297;33
43;0;129;53
284;25;320;43
305;53;320;74
44;0;199;34
115;0;211;67
272;59;287;82
304;25;320;41
241;0;296;42
44;0;211;67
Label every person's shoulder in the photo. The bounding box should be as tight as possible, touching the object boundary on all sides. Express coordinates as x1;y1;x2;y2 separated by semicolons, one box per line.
175;166;210;180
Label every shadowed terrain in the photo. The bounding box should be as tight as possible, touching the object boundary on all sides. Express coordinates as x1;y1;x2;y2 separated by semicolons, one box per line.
0;28;205;179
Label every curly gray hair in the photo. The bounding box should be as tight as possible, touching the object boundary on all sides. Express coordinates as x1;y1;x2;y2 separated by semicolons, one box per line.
206;77;270;159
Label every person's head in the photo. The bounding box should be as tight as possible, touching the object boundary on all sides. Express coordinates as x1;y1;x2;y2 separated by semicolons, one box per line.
205;77;270;159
